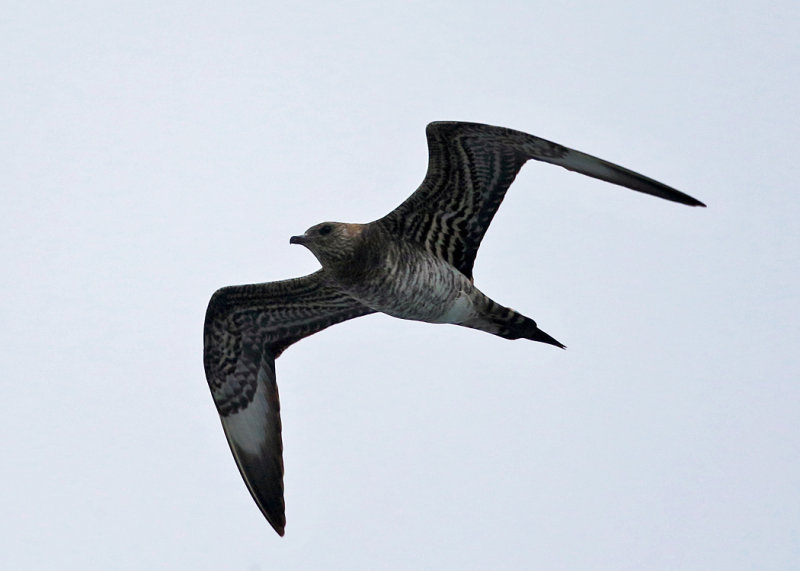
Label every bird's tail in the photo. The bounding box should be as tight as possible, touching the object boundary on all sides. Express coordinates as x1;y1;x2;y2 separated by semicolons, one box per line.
460;298;565;349
493;310;566;348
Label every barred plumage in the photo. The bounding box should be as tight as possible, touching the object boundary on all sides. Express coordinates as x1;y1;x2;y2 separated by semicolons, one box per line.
203;121;704;536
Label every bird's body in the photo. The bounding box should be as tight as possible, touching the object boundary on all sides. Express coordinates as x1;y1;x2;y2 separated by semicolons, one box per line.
344;239;475;324
203;121;705;535
309;223;478;324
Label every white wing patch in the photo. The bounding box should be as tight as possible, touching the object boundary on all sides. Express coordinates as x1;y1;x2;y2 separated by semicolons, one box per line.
559;149;618;180
221;366;274;455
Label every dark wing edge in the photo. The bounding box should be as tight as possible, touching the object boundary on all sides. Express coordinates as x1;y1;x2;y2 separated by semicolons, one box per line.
379;121;704;278
546;146;706;207
219;348;285;535
203;271;374;536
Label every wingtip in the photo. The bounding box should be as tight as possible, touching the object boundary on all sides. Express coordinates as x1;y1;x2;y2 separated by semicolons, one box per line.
264;503;287;537
267;513;286;536
679;194;707;208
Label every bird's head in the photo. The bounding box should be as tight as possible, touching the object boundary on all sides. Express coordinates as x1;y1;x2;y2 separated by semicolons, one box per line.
290;222;364;268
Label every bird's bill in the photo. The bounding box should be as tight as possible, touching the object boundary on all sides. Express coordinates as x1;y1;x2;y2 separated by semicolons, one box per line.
289;235;305;245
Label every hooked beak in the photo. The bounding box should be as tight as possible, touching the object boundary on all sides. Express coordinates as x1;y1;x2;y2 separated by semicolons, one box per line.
289;234;305;245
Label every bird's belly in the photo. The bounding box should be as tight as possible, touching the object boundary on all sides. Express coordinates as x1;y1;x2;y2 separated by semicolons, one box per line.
427;289;474;324
345;258;476;324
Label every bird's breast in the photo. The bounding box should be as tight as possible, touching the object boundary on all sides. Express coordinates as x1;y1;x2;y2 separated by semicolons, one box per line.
339;244;476;324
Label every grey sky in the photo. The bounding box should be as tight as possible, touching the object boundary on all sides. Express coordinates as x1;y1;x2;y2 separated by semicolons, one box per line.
2;1;799;569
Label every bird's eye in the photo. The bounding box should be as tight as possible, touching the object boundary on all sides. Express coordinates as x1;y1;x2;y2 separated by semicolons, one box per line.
319;225;333;235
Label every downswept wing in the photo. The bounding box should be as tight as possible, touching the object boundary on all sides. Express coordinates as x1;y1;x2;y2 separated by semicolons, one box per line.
203;270;374;535
379;121;704;279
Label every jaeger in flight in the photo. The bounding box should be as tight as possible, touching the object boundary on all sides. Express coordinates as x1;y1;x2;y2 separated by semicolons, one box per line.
203;122;705;535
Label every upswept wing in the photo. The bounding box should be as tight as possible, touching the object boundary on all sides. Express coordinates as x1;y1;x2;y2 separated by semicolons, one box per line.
203;271;374;535
379;122;704;279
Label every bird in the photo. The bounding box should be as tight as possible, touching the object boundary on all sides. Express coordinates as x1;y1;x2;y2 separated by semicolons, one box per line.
203;121;705;536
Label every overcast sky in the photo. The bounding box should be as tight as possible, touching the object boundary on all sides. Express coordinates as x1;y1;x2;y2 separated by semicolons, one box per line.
3;1;799;569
